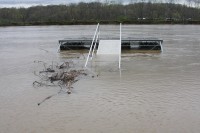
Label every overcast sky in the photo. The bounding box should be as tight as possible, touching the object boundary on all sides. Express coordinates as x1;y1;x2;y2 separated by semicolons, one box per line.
0;0;186;8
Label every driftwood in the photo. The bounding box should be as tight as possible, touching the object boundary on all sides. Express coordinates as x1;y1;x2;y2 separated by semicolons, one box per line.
33;60;92;106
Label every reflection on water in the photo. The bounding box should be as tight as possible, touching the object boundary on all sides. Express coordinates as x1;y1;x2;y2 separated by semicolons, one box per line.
0;25;200;133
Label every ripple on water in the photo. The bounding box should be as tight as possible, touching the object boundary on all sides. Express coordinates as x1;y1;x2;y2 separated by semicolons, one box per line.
1;25;200;133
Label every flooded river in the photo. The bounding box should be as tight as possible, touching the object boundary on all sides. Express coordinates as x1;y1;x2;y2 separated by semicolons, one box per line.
0;25;200;133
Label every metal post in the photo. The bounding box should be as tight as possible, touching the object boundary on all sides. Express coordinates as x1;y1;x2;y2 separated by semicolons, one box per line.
119;23;122;69
57;42;61;53
160;41;163;52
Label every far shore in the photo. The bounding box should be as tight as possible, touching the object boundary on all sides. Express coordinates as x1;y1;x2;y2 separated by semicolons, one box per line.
1;20;200;26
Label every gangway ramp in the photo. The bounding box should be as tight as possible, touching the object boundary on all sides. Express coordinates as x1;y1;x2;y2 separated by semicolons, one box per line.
95;39;121;68
97;40;121;55
85;23;122;69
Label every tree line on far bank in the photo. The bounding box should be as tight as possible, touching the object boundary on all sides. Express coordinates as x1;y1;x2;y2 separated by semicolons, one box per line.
0;1;200;26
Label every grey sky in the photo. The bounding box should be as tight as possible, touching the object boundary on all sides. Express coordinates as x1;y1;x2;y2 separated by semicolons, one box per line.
0;0;187;8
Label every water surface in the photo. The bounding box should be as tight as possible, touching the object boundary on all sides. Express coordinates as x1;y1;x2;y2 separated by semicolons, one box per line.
0;25;200;133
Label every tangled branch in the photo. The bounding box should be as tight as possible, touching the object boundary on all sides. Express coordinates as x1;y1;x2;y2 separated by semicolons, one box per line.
33;60;94;106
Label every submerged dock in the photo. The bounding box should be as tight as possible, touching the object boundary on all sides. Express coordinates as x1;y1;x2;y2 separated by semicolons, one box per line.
59;23;163;69
59;38;163;51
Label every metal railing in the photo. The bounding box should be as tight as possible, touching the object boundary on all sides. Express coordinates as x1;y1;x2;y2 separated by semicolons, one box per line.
85;23;100;67
91;29;99;59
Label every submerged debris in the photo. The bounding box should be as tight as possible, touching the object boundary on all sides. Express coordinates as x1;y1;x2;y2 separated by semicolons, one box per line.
33;60;95;106
37;94;56;106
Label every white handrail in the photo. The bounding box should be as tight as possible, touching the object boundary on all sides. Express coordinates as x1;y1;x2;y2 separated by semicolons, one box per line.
85;23;99;67
91;31;99;59
119;23;122;69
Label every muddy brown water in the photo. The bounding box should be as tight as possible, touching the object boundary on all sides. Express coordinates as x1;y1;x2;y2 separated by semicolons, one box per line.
0;25;200;133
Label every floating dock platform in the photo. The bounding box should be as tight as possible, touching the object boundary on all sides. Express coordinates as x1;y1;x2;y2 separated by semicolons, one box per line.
59;38;163;51
59;23;163;68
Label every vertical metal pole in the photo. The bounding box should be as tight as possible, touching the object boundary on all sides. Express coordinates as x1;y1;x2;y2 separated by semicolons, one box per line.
160;41;163;52
119;23;122;69
57;42;61;53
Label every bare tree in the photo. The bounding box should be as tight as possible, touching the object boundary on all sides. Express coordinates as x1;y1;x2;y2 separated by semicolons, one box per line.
129;0;138;4
194;0;200;8
165;0;177;4
186;0;193;7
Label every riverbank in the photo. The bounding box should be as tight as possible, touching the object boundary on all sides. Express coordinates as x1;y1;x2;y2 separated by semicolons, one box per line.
1;2;200;27
1;20;200;26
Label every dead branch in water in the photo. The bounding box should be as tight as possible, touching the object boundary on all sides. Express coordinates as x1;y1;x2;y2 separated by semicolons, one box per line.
33;60;95;106
37;94;56;106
